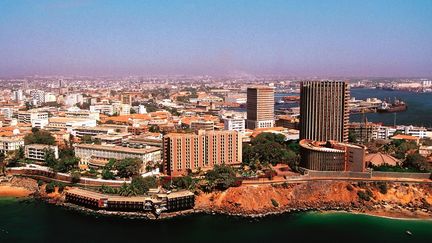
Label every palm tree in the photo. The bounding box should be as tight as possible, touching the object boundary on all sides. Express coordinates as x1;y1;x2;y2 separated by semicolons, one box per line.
118;183;129;196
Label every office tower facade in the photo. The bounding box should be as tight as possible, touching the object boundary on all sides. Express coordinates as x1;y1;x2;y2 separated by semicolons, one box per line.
300;81;350;143
163;130;242;176
246;86;275;129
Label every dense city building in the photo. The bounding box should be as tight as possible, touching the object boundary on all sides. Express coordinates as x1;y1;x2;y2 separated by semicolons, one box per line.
348;122;378;143
275;115;299;130
190;120;214;131
246;86;275;129
163;130;242;176
300;81;350;142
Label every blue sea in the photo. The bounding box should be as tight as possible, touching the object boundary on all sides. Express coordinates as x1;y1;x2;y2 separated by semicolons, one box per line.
0;198;431;243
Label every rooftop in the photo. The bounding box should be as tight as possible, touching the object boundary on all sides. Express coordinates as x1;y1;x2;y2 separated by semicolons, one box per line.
75;143;160;154
49;117;95;123
391;134;420;141
365;152;400;166
66;187;193;202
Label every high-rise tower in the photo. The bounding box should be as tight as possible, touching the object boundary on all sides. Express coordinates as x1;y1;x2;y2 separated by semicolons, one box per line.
300;81;350;142
246;86;275;129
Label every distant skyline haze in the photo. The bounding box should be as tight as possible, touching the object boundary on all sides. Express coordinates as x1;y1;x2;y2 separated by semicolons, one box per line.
0;0;431;77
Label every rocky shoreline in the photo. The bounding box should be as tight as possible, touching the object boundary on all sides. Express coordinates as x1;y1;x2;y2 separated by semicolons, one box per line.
1;177;431;220
44;200;432;221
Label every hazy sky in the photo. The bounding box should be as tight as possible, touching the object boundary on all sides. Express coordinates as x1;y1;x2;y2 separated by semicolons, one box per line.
0;0;431;77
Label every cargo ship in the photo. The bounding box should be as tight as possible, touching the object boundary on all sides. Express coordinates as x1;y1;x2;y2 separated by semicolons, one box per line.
282;96;300;102
377;99;407;113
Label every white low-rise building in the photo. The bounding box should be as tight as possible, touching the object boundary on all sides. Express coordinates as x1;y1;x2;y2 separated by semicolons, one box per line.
0;136;24;154
90;104;114;116
24;144;59;161
65;107;100;121
224;118;245;133
47;117;97;131
18;110;49;124
0;107;13;119
374;125;428;139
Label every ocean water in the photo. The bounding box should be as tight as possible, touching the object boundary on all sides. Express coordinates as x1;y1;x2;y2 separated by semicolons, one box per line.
0;198;431;243
275;89;432;127
349;88;432;128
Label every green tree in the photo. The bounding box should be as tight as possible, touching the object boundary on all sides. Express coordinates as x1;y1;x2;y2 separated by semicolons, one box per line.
118;183;132;196
70;171;81;183
404;153;431;172
205;164;237;190
31;127;40;133
104;158;116;170
173;176;194;189
243;133;299;168
44;149;58;168
6;147;24;167
102;169;115;180
24;130;55;145
348;131;357;143
99;185;118;194
81;135;93;144
54;157;75;172
130;176;157;195
45;181;56;193
115;158;142;178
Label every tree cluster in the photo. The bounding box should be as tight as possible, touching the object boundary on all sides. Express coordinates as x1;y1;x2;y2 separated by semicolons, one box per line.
368;139;431;172
102;158;143;179
24;130;55;145
242;133;299;170
44;148;79;173
114;176;157;197
205;164;238;190
161;176;195;190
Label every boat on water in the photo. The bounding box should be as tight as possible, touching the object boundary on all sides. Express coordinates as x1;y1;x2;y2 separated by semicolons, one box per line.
282;96;300;102
377;99;407;113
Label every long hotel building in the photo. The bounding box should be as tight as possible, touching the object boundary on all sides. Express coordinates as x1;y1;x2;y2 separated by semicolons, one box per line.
300;81;350;143
246;86;275;129
163;130;242;176
75;144;161;169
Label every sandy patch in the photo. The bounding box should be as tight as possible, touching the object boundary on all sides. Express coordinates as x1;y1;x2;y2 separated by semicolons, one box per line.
0;185;33;197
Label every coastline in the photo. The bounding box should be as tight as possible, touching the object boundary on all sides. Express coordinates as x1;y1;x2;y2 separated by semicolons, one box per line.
50;200;432;222
1;177;431;221
0;185;33;198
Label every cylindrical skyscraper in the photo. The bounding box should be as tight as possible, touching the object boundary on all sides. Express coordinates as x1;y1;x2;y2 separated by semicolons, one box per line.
300;81;350;143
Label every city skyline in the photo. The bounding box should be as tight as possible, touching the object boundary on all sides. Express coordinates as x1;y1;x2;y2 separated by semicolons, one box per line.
1;0;432;77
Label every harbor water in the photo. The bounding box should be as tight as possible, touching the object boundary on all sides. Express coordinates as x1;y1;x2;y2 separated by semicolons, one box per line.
0;198;431;243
